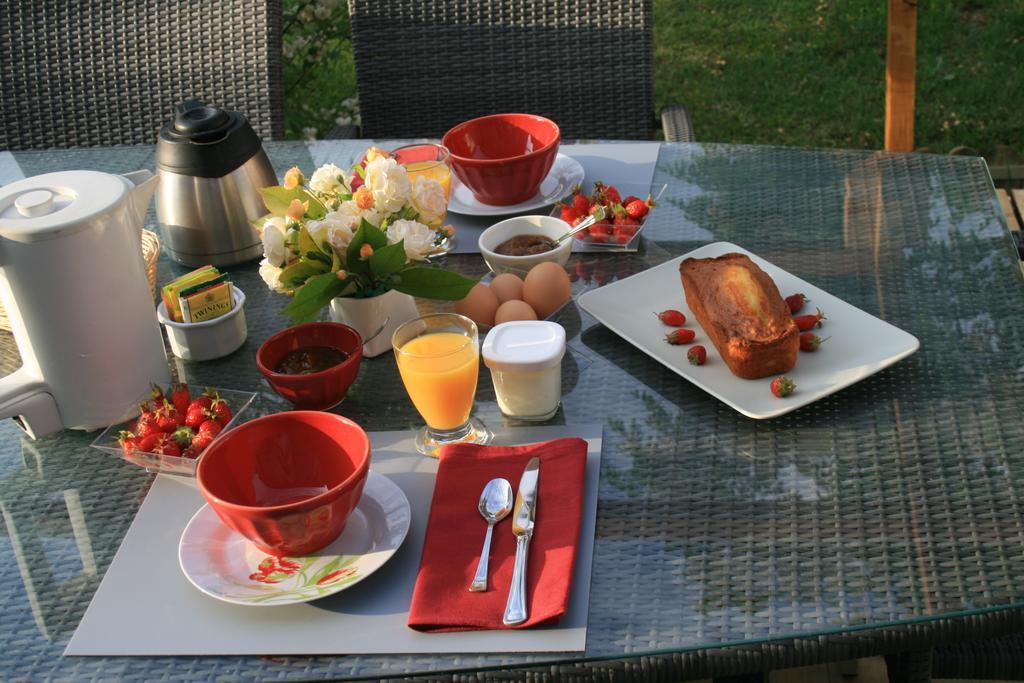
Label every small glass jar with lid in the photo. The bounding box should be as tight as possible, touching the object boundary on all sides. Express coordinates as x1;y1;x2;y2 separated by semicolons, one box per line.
481;320;566;421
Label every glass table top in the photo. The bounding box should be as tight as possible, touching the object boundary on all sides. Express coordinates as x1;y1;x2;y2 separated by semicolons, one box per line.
0;141;1020;680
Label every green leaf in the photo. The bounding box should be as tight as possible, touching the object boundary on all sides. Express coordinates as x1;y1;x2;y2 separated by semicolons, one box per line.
298;225;323;255
306;250;332;266
281;272;346;323
392;266;478;300
279;260;327;289
368;241;408;280
345;221;389;278
257;186;327;219
250;212;274;232
361;219;388;248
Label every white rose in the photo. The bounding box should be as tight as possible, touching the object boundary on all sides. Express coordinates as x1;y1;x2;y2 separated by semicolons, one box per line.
258;258;286;293
360;207;383;227
309;163;350;195
386;219;436;261
261;216;289;267
307;203;360;251
410;176;447;225
364;156;410;214
327;224;355;251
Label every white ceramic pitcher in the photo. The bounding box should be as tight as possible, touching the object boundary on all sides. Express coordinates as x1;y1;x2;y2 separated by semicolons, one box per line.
0;169;170;438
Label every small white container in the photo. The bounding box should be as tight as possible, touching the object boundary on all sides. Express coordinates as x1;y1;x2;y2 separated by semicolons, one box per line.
156;284;247;361
482;320;566;421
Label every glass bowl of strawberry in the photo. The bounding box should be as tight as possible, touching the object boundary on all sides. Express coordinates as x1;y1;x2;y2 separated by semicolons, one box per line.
552;181;666;248
90;383;257;477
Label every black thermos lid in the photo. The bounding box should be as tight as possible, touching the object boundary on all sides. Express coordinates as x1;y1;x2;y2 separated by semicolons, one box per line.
155;100;263;178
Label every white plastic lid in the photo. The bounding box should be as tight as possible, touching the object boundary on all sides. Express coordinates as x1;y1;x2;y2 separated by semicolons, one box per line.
0;170;127;242
482;320;566;372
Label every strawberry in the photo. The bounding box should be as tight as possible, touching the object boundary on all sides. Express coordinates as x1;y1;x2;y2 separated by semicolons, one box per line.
171;425;195;447
687;345;707;365
600;183;622;205
149;383;165;403
612;224;637;244
210;398;232;427
155;401;181;433
785;293;808;314
793;308;826;331
190;433;214;452
185;404;211;429
138;399;158;420
149;433;181;457
117;430;138;455
665;328;696;345
136;432;160;453
134;413;161;439
770;376;796;398
799;332;829;351
197;419;223;438
572;192;590;215
625;198;650;220
655;309;687;326
180;445;200;459
623;195;642;206
169;383;190;415
560;204;580;224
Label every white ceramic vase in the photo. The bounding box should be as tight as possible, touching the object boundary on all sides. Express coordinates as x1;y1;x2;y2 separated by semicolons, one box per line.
329;289;420;358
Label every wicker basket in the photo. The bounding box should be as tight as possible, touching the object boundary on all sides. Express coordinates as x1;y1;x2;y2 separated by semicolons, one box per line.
0;229;160;332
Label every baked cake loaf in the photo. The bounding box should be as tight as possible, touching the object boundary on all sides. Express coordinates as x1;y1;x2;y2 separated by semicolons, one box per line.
679;253;799;379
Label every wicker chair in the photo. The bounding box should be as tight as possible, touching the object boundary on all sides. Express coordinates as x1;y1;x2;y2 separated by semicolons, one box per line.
342;0;693;142
0;0;284;150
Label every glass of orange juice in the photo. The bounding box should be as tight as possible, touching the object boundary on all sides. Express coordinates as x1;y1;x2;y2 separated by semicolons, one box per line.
392;313;492;456
390;144;454;257
391;143;452;200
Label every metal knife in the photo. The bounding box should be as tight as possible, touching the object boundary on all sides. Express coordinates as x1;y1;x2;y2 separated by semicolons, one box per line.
502;456;540;625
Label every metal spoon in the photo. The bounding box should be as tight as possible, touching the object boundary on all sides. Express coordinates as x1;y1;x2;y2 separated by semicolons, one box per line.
555;204;606;243
469;478;514;592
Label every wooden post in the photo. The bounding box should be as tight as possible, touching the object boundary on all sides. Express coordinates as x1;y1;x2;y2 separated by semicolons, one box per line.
885;0;917;152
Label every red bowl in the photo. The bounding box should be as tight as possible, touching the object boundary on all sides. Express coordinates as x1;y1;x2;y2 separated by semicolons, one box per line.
256;323;363;410
196;411;371;556
442;113;560;206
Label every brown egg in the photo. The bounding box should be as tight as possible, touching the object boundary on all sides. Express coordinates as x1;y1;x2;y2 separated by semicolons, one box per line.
494;299;538;324
522;261;571;319
454;283;499;327
489;273;524;304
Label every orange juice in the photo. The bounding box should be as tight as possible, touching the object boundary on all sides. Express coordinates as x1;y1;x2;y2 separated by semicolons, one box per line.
396;332;478;430
404;160;452;199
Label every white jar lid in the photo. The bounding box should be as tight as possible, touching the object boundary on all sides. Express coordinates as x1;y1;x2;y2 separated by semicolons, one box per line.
482;320;566;372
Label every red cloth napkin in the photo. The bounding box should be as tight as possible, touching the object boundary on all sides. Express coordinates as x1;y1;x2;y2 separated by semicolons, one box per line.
407;437;588;632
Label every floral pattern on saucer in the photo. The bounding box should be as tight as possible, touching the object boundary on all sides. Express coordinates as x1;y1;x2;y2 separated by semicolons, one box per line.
179;471;410;606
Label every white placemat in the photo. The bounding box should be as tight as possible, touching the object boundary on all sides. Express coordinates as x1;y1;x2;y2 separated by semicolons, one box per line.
66;424;602;656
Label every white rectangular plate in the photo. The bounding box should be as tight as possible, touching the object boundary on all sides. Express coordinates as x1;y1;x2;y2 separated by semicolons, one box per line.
577;242;920;419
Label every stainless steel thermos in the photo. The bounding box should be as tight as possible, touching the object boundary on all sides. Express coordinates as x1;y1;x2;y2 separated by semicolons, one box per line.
155;100;277;267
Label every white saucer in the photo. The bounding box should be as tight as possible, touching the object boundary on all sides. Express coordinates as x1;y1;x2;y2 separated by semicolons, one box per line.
178;471;411;606
447;153;584;216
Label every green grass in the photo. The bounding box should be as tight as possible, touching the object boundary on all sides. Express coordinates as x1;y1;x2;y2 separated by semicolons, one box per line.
284;0;1024;153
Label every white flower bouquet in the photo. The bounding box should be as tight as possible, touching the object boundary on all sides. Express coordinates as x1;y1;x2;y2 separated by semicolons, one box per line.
255;148;475;323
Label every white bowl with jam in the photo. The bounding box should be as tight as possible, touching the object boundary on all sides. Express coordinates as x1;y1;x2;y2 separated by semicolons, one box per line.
478;215;572;276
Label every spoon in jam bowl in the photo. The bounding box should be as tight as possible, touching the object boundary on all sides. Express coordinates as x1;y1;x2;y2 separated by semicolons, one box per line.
555;205;606;243
469;478;514;592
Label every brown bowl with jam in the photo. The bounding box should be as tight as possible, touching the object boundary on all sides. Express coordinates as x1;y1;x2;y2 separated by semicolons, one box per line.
256;323;363;410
